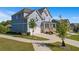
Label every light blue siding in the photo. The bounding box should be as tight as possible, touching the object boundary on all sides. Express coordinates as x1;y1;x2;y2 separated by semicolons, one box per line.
11;12;27;33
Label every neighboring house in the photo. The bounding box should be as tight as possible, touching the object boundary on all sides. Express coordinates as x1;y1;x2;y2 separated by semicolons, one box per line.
52;19;58;33
11;7;56;35
51;19;70;33
70;23;79;32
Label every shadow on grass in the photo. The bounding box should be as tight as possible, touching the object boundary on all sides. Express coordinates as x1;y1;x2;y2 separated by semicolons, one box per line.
45;42;79;51
45;42;60;47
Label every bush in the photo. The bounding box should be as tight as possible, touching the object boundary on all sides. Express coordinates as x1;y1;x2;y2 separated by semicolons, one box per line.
6;31;21;35
0;25;8;33
27;32;30;36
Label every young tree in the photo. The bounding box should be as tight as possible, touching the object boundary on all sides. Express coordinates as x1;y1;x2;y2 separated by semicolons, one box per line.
56;19;68;47
0;20;11;33
29;19;36;35
0;24;8;33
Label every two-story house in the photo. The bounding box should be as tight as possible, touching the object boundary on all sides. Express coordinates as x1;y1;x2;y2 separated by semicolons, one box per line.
11;7;56;35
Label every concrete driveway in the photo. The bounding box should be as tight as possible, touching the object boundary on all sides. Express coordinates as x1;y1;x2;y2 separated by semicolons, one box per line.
33;33;61;42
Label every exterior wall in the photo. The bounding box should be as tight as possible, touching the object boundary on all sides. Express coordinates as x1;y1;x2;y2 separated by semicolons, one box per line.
11;12;27;33
27;11;42;34
41;8;52;21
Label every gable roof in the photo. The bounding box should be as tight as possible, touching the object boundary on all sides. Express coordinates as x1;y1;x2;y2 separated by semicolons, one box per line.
38;7;46;14
12;8;33;16
36;10;43;20
37;7;52;18
12;7;52;20
52;19;58;23
24;7;46;20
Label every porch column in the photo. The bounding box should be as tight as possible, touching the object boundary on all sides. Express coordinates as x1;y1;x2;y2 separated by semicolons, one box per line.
43;22;45;32
49;23;50;30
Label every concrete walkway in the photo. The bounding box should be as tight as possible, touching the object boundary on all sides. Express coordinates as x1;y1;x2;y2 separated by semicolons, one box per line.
34;33;61;42
32;43;51;51
67;32;79;35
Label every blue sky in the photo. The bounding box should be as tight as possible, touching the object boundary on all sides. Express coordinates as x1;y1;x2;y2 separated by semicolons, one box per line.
0;7;79;23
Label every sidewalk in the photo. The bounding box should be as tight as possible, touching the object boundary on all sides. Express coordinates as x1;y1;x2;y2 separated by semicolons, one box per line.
67;32;79;35
65;38;79;48
0;34;54;44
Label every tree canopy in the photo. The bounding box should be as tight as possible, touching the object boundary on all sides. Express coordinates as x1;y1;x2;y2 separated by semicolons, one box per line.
57;19;68;37
0;20;11;33
29;19;36;29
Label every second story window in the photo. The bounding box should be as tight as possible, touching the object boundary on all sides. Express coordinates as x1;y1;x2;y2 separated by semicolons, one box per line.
24;13;28;17
16;15;18;19
15;13;22;19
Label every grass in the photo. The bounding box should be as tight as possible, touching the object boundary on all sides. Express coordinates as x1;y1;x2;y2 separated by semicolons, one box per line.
66;35;79;41
5;32;48;40
77;32;79;34
46;42;79;51
15;35;48;41
0;38;34;51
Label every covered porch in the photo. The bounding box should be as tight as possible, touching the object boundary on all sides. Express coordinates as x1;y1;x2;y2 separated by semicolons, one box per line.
41;21;56;34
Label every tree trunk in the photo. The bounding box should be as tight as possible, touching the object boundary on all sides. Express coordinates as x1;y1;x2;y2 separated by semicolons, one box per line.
61;37;65;47
32;28;34;35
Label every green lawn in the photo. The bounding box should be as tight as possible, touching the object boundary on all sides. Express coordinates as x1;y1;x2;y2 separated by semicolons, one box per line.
15;35;48;41
66;35;79;41
77;32;79;35
0;38;34;51
46;42;79;51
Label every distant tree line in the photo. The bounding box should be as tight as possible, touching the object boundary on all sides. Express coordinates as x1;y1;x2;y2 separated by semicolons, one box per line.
0;20;11;33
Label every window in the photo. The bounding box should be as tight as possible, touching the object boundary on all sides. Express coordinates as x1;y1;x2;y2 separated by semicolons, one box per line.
24;13;28;17
16;15;18;19
53;24;56;28
45;23;49;28
36;17;38;21
12;20;16;23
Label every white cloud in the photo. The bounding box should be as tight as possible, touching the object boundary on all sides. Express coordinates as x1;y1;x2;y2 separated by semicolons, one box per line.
6;10;15;15
71;16;79;19
68;16;79;23
0;10;14;22
53;16;59;19
0;12;10;22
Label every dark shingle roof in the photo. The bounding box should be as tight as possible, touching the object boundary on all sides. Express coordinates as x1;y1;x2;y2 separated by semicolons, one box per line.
12;7;51;20
52;19;58;23
38;7;45;14
12;8;33;16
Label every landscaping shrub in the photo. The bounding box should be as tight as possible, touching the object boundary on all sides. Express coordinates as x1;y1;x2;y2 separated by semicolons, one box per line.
27;32;30;36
